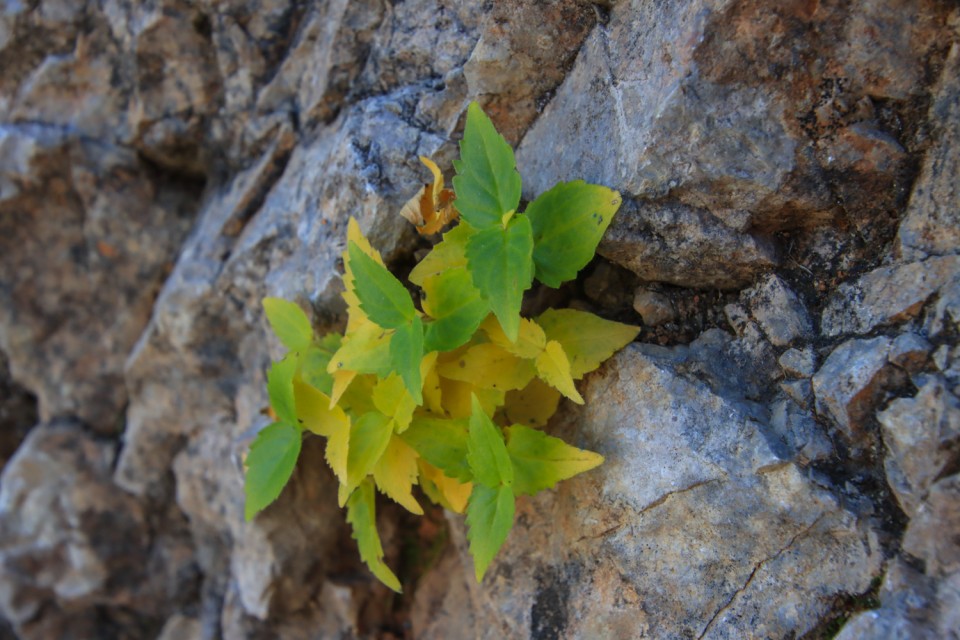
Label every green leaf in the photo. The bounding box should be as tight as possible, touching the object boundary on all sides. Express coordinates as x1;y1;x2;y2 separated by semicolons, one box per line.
505;425;604;496
465;484;515;582
422;266;489;352
263;297;314;351
400;416;472;482
452;102;521;229
348;241;416;329
467;396;513;488
409;222;474;287
465;215;534;342
389;316;425;404
536;309;639;379
345;412;394;496
525;181;623;287
267;355;299;426
244;422;302;520
346;479;402;592
298;335;341;396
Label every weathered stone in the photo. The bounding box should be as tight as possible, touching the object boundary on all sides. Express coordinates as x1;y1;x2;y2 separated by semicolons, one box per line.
835;558;938;640
903;475;960;578
632;288;676;326
897;43;960;260
770;396;833;464
812;337;897;442
742;274;813;347
779;347;816;378
780;379;813;408
888;332;932;372
599;198;779;289
0;423;151;636
878;377;960;518
821;256;960;337
422;345;880;639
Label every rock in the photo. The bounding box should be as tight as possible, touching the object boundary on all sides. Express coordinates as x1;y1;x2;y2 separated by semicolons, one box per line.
421;344;881;639
835;558;938;640
932;344;960;391
902;475;960;578
821;256;960;337
812;337;899;443
0;130;198;434
878;377;960;518
888;332;932;372
897;43;960;260
0;352;36;472
779;347;816;378
0;423;152;637
780;379;813;408
599;198;779;289
770;396;833;464
632;288;676;326
742;274;813;347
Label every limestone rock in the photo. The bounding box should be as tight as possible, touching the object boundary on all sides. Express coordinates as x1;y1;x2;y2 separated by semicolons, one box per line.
779;347;816;378
419;344;881;639
903;475;960;578
599;198;778;289
879;377;960;518
821;256;960;337
632;288;676;326
812;337;900;443
742;274;813;347
897;43;960;260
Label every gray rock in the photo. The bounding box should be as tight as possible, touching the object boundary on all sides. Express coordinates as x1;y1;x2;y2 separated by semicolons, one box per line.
835;558;938;640
743;274;813;347
780;379;813;409
770;396;833;464
420;344;880;639
897;43;960;260
821;256;960;337
812;337;898;443
779;347;816;378
632;288;676;326
599;198;778;289
878;377;960;518
903;475;960;578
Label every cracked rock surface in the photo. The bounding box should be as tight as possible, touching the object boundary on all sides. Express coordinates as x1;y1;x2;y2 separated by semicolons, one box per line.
1;1;958;638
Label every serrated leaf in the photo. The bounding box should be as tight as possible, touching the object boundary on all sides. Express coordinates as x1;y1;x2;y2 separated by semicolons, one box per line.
480;315;546;359
348;241;416;329
293;379;349;438
299;334;341;396
244;422;302;520
263;297;314;351
373;435;423;514
503;378;562;428
467;396;513;488
325;414;350;485
343;218;386;333
525;181;622;287
466;484;515;582
536;309;639;379
338;373;376;417
267;355;299;427
437;342;536;392
409;222;474;287
400;416;471;482
422;267;489;352
419;460;472;513
535;340;583;404
328;322;393;378
389;317;424;404
346;479;402;592
465;215;534;342
372;374;417;432
505;425;604;496
452;102;521;229
344;412;394;501
422;352;444;415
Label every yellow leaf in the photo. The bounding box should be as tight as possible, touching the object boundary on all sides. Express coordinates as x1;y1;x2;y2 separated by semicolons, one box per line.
372;374;417;433
535;340;584;404
408;222;472;287
343;218;387;334
437;343;536;392
326;417;350;486
294;380;349;437
327;322;392;376
419;460;472;513
421;352;444;415
537;308;639;379
481;315;546;359
502;378;562;428
329;369;356;408
373;435;423;515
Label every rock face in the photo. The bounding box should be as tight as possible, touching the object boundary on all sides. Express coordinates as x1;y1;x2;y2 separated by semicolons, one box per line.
0;1;958;638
